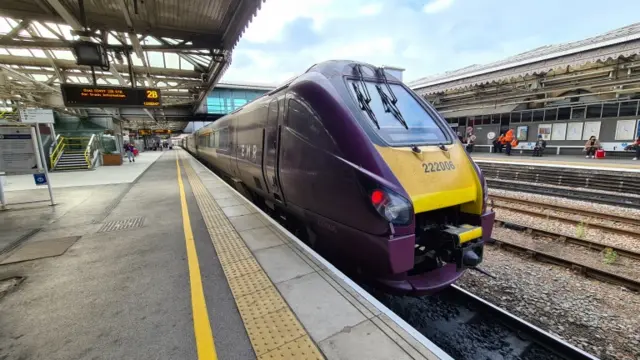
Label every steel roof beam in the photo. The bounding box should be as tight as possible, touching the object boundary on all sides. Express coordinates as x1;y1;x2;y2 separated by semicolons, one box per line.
0;20;30;40
0;54;200;78
0;37;217;52
43;0;83;31
0;64;60;93
25;24;66;84
153;36;208;73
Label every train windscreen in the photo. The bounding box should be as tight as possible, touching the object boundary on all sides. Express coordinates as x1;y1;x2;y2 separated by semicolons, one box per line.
348;80;449;146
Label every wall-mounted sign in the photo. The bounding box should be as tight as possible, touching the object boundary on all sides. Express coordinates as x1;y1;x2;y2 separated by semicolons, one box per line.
0;127;38;174
19;108;55;124
60;84;162;108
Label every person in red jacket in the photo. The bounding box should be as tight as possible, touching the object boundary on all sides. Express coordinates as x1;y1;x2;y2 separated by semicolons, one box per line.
633;136;640;160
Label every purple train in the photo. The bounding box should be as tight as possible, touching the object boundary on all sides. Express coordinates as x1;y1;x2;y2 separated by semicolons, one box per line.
184;60;495;295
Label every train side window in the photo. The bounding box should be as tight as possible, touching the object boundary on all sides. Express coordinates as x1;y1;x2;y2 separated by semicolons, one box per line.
219;128;229;149
287;99;335;148
267;100;279;128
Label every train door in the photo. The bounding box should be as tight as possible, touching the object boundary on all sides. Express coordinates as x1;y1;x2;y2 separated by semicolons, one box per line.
263;98;283;202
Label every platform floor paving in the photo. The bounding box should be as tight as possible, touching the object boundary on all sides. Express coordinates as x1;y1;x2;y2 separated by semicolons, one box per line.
472;152;640;171
1;149;164;192
0;149;447;360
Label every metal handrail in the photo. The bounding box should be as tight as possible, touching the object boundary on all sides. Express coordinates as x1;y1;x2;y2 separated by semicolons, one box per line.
50;135;66;168
49;134;60;154
83;134;95;168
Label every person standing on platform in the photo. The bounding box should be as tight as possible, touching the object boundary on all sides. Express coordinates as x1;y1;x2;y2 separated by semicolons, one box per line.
632;136;640;160
584;136;600;158
124;142;135;163
504;129;515;156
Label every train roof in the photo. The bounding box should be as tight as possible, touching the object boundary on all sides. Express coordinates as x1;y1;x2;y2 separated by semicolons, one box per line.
193;60;403;135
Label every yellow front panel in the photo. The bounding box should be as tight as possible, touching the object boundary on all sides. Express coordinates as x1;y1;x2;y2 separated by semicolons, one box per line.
374;143;480;213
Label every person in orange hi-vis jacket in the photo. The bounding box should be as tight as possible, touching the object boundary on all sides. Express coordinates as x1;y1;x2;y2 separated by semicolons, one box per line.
503;129;515;156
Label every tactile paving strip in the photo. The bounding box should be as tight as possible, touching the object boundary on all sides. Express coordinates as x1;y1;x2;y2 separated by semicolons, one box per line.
180;153;324;360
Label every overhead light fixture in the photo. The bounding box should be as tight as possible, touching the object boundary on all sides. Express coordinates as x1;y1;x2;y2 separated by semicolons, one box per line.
72;41;108;67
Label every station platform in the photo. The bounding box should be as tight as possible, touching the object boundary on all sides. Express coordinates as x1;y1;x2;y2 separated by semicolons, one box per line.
472;152;640;172
0;149;448;360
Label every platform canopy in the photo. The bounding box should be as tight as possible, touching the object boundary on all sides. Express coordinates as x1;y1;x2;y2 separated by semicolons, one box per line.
0;0;264;131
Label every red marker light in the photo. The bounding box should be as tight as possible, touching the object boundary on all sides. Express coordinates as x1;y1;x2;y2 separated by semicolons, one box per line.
371;190;385;206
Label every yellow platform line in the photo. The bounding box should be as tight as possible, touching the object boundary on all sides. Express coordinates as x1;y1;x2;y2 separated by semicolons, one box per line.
176;153;218;360
179;152;324;360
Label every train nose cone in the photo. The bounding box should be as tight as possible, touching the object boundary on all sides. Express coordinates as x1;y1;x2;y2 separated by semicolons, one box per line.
463;250;481;267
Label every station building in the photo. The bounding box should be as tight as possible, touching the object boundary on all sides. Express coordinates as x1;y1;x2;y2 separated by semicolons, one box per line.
409;23;640;155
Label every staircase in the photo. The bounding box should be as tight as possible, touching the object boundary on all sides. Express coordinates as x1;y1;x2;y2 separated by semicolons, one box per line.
55;151;90;171
50;135;98;171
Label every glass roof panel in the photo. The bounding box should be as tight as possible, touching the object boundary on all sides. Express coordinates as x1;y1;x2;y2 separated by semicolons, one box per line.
30;49;47;58
52;50;75;60
148;52;164;67
33;22;59;39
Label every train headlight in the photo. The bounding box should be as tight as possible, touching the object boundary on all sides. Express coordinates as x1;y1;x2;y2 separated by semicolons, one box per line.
371;189;412;225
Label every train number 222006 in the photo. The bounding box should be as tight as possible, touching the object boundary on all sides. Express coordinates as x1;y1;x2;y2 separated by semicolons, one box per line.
422;161;456;173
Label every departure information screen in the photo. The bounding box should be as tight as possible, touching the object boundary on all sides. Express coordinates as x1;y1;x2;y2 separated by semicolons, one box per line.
60;84;162;108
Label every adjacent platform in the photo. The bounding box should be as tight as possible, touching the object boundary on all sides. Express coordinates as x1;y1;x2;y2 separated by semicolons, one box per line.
0;149;450;360
472;153;640;172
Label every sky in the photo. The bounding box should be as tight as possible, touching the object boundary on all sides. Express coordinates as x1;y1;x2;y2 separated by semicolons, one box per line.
220;0;640;85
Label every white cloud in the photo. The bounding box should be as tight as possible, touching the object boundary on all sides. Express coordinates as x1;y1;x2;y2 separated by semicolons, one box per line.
221;0;640;87
242;0;376;43
358;3;383;16
423;0;454;14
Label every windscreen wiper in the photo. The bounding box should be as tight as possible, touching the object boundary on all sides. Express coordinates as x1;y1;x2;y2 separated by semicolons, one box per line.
374;67;408;130
352;64;380;129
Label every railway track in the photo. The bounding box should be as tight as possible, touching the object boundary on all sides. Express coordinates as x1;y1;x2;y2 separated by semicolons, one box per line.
487;233;640;292
375;285;598;360
490;196;640;240
448;285;597;360
494;219;640;260
487;179;640;209
490;194;639;227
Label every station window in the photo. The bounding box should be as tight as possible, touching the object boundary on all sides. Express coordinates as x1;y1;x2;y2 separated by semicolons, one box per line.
619;101;639;117
532;110;544;122
557;107;571;120
602;103;619;118
570;107;586;119
544;109;557;121
586;104;602;118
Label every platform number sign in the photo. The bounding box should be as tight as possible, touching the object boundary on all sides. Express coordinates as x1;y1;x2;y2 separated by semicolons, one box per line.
33;173;47;186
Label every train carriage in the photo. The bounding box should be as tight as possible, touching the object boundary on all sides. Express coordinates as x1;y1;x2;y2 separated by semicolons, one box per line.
184;60;495;295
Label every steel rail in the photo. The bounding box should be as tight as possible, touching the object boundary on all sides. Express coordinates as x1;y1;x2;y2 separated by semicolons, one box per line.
487;179;640;209
490;194;640;226
491;199;640;240
449;285;599;360
488;236;640;292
